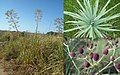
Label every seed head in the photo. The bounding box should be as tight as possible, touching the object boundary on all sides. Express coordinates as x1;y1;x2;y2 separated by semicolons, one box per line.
93;53;99;61
69;51;75;58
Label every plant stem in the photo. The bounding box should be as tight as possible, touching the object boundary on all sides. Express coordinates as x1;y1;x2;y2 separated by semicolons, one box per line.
11;16;19;32
97;55;105;64
85;58;94;67
96;41;117;75
64;43;80;75
96;61;112;75
96;56;120;75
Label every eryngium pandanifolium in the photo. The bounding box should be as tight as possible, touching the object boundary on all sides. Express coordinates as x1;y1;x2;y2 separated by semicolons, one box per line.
64;0;120;40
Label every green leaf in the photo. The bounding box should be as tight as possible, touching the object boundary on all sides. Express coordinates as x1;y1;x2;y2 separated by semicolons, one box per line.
98;24;112;27
64;11;87;22
76;0;86;12
83;0;92;18
77;10;89;22
64;27;80;32
65;21;86;25
105;3;120;16
97;27;120;31
64;11;82;19
95;0;111;20
94;27;104;38
64;25;87;32
75;25;91;38
89;26;94;40
97;13;120;24
94;0;99;17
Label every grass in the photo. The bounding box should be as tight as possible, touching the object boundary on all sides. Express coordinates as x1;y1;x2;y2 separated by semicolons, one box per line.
0;31;64;75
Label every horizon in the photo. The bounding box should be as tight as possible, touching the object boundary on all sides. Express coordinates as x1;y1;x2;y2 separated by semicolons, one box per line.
0;0;63;33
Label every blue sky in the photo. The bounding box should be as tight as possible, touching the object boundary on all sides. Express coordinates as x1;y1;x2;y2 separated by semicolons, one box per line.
0;0;63;33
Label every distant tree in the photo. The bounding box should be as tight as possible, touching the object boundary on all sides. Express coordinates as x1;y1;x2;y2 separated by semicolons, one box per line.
35;9;42;33
54;18;63;33
5;9;19;32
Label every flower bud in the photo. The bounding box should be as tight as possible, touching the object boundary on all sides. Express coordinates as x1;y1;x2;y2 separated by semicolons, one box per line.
90;43;93;49
115;62;120;70
87;43;93;49
103;45;110;55
103;49;108;55
92;72;96;75
95;43;97;46
78;46;84;54
110;56;115;61
105;45;110;50
106;36;112;40
69;51;75;58
93;53;99;61
83;61;90;68
105;43;109;46
115;39;119;44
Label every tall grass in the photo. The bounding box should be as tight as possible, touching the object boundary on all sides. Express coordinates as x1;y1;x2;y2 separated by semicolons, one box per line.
0;31;64;75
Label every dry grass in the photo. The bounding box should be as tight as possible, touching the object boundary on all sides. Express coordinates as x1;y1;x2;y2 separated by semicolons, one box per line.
0;31;64;75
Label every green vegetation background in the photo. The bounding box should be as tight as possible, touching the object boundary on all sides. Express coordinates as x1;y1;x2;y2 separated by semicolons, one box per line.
64;0;120;38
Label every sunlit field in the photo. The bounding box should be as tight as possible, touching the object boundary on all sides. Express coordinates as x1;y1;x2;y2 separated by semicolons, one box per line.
0;0;63;75
0;31;64;75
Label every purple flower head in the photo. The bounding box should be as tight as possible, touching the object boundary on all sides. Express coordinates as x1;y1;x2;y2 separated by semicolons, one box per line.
83;61;90;68
103;49;109;55
69;51;76;58
93;53;99;61
105;45;110;50
78;46;84;54
115;62;120;70
103;45;110;55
